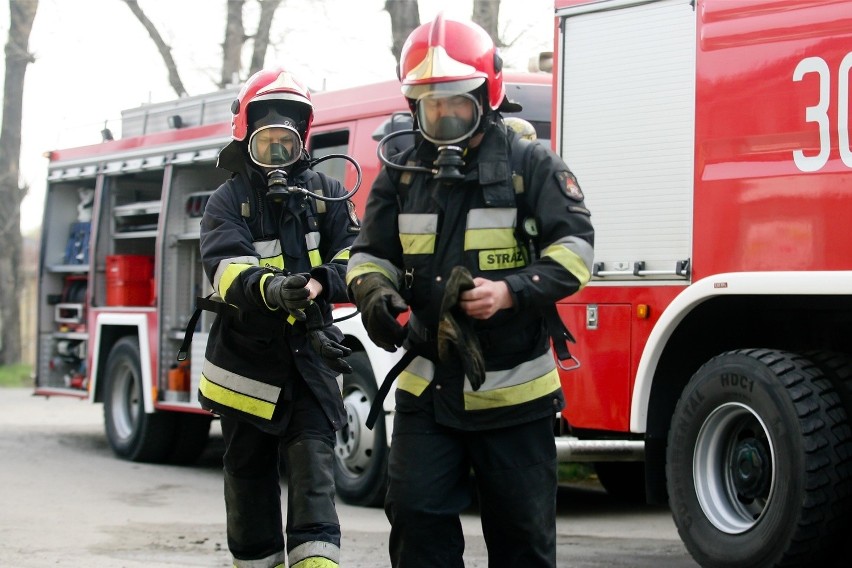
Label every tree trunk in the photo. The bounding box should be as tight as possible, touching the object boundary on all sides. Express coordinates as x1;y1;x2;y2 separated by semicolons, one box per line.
249;0;283;76
473;0;502;47
0;0;37;365
123;0;187;97
220;0;246;88
384;0;419;66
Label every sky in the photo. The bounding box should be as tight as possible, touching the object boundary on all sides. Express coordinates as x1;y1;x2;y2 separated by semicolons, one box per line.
4;0;555;233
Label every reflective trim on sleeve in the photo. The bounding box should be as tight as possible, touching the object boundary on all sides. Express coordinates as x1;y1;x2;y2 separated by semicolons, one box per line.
330;247;350;262
399;213;438;255
346;253;402;286
214;257;257;297
541;235;593;288
396;356;435;396
463;349;560;410
289;541;340;567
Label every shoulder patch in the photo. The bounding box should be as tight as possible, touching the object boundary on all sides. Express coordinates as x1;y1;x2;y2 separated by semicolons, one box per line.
555;171;584;201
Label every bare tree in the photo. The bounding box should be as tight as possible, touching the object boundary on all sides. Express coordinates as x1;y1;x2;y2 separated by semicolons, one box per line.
384;0;419;66
126;0;285;96
472;0;501;46
123;0;187;96
248;0;282;77
220;0;246;88
0;0;38;365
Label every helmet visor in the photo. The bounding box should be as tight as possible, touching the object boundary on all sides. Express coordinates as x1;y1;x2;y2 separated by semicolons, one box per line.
248;124;303;168
415;91;481;145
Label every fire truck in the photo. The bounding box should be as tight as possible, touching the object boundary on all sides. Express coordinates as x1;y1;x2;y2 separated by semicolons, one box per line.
33;71;552;503
550;0;852;566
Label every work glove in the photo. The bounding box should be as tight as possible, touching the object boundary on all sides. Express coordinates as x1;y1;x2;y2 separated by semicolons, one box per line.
437;266;486;390
266;273;311;320
349;273;408;352
304;302;352;374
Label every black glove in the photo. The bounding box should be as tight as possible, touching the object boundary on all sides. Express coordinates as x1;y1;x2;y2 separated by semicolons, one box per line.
304;302;352;374
266;273;311;320
349;273;408;352
437;266;486;390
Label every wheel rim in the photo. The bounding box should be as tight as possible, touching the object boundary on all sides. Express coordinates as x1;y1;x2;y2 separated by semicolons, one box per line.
334;385;377;477
109;360;140;443
693;402;775;534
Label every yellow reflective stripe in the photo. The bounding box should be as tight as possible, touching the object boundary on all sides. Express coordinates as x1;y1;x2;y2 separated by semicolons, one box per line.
465;227;516;250
542;242;592;288
259;273;275;309
463;368;561;410
346;256;400;286
396;355;434;396
289;541;340;567
478;246;527;270
219;262;253;299
199;375;277;420
331;248;350;262
202;359;280;401
398;371;430;396
309;248;322;267
400;233;436;255
398;213;438;255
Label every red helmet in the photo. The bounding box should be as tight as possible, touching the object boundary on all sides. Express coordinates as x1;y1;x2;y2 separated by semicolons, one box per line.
230;67;314;142
398;13;505;111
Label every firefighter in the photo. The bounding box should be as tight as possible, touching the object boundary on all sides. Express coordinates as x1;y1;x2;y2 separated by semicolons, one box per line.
346;13;595;568
199;67;357;568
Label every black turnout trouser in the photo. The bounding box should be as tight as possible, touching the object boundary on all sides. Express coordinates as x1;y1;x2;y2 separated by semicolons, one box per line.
221;376;339;566
385;409;558;568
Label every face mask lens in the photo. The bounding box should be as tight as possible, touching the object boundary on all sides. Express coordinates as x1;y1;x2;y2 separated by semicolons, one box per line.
416;92;480;145
248;125;303;168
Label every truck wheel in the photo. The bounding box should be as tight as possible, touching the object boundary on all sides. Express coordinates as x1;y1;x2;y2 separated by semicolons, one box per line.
666;348;852;568
103;336;175;463
333;351;389;507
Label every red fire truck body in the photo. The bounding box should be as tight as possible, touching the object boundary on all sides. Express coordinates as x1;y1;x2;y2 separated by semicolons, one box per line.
553;0;852;565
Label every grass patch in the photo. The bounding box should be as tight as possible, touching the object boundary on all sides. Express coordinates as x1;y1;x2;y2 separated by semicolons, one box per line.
558;462;595;483
0;364;34;388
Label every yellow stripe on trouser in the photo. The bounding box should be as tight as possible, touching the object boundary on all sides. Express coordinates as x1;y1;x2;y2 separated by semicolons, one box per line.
199;375;276;420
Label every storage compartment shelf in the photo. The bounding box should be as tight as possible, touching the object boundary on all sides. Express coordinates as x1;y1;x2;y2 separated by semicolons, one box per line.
48;264;90;273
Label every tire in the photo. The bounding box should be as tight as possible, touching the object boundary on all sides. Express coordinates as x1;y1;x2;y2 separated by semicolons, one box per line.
333;351;389;507
593;461;646;503
666;348;852;568
103;336;175;463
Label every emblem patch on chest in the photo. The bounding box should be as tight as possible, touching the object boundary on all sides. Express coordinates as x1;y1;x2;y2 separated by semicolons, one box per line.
555;171;584;201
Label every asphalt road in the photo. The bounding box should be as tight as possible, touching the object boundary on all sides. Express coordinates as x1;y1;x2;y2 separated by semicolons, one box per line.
0;387;698;567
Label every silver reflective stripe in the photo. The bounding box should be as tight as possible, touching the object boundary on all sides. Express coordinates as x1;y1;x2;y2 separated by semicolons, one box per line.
346;252;403;284
213;255;258;292
541;235;594;287
466;207;516;229
288;540;341;565
232;549;287;567
202;359;280;402
398;213;439;233
305;231;320;250
472;349;556;392
254;239;281;259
